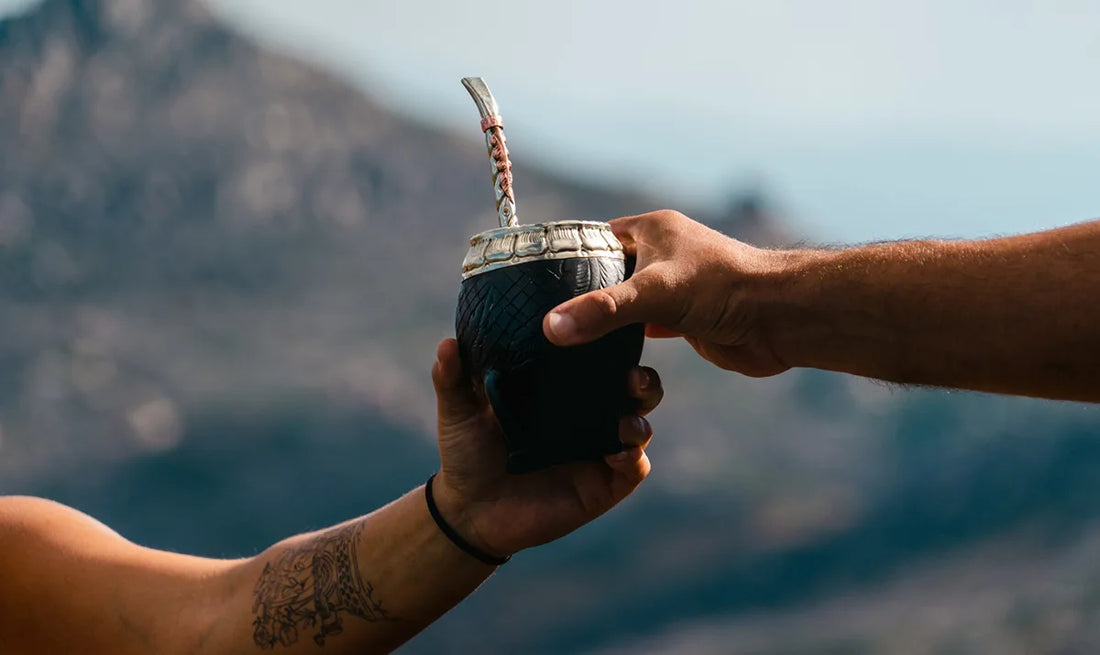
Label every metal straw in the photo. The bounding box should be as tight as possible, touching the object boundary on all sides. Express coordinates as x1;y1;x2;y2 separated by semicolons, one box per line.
462;77;518;228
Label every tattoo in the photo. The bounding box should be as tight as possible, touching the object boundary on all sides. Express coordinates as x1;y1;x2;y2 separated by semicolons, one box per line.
251;521;394;648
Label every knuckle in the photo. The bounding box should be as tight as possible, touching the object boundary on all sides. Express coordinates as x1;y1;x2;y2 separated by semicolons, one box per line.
656;209;689;225
609;215;637;229
588;288;621;319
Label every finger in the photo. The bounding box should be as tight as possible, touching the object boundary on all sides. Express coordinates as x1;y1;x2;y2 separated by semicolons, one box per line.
627;367;663;417
545;274;676;346
432;338;483;426
604;446;651;497
617;415;653;450
645;324;683;339
607;215;645;253
607;210;675;247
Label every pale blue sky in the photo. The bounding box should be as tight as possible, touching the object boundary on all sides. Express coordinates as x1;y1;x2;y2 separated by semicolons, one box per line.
4;0;1100;241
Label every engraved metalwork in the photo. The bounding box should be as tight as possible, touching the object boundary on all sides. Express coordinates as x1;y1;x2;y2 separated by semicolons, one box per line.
462;77;518;228
461;221;624;279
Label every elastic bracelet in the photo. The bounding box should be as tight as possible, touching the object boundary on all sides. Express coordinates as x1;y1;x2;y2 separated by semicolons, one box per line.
425;473;510;566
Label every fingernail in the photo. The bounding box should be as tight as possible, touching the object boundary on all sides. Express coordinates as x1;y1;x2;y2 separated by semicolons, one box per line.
633;368;651;390
546;311;576;342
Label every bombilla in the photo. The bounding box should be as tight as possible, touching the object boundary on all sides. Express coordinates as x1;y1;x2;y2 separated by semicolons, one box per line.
462;77;518;228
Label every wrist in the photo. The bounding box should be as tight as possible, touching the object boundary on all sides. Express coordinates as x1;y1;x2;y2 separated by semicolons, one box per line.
750;247;839;370
429;472;512;562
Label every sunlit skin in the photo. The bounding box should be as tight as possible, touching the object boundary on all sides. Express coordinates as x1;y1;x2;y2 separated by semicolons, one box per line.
545;209;1100;402
0;339;663;655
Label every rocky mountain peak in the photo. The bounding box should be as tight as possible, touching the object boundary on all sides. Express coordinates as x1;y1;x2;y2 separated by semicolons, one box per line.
1;0;212;46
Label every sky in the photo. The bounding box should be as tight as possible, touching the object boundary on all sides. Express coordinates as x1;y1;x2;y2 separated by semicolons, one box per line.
3;0;1100;241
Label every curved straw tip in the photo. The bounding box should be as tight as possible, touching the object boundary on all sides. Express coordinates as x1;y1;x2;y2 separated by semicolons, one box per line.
461;76;499;118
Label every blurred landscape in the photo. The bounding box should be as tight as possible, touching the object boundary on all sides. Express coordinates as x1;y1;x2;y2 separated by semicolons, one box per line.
2;1;1100;653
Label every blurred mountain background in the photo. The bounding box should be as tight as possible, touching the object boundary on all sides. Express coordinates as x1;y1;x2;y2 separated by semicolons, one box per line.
2;1;1100;653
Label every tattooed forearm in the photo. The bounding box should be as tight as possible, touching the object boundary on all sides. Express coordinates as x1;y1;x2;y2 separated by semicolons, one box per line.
251;522;394;649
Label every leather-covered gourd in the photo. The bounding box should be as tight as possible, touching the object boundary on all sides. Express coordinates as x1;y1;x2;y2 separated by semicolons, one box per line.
456;222;644;473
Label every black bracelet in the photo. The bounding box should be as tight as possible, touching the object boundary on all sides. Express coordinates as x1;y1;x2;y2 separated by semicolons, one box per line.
425;473;510;566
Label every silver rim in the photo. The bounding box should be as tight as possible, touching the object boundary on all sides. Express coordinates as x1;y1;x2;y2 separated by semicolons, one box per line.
461;220;624;279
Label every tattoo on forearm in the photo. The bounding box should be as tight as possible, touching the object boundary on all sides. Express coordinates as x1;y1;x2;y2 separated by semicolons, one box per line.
251;521;394;648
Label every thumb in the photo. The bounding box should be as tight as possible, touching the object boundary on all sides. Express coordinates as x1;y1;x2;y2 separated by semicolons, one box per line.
543;277;650;346
432;338;482;428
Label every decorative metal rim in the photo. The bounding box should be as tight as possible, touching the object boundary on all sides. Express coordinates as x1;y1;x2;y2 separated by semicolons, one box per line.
461;220;625;279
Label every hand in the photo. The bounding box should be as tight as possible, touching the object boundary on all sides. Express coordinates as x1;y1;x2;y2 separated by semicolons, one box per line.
430;338;662;559
541;210;790;377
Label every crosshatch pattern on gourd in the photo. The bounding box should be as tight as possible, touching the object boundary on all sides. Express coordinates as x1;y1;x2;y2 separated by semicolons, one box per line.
455;256;626;377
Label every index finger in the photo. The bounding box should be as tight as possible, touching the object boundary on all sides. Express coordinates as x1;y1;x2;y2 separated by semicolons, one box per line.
607;215;643;253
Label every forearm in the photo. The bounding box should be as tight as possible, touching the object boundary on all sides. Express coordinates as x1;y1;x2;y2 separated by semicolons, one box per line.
759;220;1100;401
0;490;494;655
1;338;656;654
205;485;494;654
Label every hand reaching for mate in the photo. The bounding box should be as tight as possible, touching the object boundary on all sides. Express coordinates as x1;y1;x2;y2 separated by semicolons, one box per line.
543;210;791;377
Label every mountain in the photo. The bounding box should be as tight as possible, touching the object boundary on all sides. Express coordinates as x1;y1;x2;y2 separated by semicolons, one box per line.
1;0;774;479
3;1;1100;654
